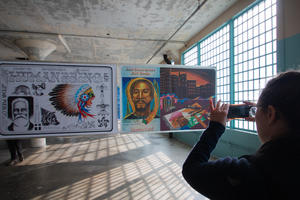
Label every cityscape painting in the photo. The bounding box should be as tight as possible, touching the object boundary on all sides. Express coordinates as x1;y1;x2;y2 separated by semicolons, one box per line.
160;68;216;131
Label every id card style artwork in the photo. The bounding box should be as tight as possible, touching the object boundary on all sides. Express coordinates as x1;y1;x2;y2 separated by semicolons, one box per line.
160;68;215;131
121;66;160;132
0;63;114;135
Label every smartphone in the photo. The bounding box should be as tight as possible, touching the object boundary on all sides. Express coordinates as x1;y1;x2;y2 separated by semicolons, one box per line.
227;104;252;119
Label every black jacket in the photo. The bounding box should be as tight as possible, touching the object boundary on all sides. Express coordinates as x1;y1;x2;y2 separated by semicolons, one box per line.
182;121;300;200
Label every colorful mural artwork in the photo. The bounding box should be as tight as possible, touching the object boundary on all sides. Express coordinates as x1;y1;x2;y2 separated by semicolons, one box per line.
121;66;160;132
49;84;96;121
0;62;115;137
0;61;215;138
120;65;216;132
160;68;215;131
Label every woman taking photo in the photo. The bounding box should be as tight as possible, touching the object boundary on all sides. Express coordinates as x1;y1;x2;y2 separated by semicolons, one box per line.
182;71;300;200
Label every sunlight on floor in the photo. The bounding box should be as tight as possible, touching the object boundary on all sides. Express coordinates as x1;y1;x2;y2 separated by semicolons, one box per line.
31;151;201;200
20;134;150;166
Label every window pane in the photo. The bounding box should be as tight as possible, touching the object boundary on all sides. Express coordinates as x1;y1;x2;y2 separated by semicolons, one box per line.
181;0;277;133
183;46;198;65
200;25;230;126
232;0;277;131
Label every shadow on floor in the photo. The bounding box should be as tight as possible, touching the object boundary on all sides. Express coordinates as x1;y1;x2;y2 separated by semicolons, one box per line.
0;133;207;200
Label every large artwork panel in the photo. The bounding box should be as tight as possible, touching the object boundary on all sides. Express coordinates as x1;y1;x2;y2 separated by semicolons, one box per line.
121;66;160;132
120;65;216;132
1;62;215;137
0;61;116;138
160;68;215;131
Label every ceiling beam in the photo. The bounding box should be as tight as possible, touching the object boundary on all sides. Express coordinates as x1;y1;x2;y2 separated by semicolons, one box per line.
146;0;208;64
0;30;185;44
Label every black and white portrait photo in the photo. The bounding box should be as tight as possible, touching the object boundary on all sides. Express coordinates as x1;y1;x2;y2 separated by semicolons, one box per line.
7;96;34;131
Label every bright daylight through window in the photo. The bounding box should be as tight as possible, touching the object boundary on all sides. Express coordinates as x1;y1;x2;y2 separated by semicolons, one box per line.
183;0;277;132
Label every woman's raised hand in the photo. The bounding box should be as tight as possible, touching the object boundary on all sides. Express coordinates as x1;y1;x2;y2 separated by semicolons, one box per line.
209;99;229;126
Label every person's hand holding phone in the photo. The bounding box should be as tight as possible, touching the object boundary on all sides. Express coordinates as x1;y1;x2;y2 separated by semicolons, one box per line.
243;101;257;122
209;99;229;126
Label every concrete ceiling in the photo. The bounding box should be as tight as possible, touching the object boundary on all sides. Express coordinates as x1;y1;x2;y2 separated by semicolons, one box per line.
0;0;237;64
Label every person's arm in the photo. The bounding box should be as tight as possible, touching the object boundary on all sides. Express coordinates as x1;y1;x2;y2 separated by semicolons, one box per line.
182;121;248;199
183;121;225;166
183;99;228;164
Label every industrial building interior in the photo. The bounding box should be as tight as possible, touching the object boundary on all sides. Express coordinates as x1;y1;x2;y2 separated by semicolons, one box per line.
0;0;299;199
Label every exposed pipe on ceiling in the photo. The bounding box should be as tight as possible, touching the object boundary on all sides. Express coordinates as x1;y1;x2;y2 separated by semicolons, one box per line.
146;0;208;64
0;30;185;44
58;34;71;53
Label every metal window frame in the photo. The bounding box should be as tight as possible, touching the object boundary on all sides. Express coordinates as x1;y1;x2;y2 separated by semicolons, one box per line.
181;0;277;133
182;43;199;65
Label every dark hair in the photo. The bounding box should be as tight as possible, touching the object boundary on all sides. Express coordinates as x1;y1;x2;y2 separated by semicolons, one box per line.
130;79;154;97
7;96;34;119
258;71;300;131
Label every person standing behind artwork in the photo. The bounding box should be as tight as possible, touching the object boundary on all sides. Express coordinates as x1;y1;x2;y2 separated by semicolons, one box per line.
5;140;24;166
182;71;300;199
5;96;33;166
124;78;159;124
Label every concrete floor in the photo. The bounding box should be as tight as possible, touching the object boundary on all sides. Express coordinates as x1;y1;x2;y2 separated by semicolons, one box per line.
0;133;208;200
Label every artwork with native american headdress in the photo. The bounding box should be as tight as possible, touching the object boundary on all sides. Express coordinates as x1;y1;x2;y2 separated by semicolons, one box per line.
49;84;96;121
0;61;116;137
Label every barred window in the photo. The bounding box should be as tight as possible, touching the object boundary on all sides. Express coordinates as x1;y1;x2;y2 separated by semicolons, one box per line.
182;0;277;132
183;45;198;66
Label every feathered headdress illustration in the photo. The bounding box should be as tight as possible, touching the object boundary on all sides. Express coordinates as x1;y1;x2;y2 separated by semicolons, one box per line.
49;84;95;121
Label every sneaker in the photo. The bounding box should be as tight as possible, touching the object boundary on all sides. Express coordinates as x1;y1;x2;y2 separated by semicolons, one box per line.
6;159;18;166
18;154;24;162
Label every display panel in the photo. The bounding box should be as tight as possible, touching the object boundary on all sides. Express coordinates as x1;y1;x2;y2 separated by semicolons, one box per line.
0;62;215;138
160;67;215;131
0;61;117;138
121;65;216;132
121;66;160;132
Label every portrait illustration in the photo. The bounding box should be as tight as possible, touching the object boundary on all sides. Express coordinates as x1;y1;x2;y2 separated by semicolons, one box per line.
123;77;159;124
7;96;34;131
